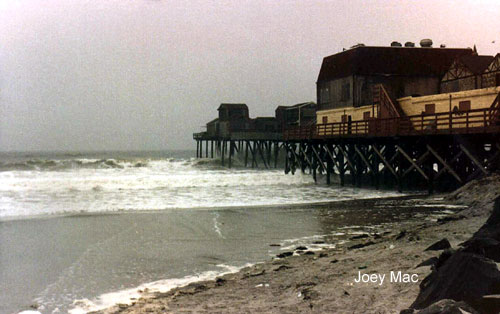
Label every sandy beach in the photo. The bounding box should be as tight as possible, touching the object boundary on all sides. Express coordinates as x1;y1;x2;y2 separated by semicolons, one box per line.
95;174;500;314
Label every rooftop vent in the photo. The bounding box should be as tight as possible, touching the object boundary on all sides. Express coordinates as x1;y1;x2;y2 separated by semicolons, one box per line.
420;39;433;48
350;43;365;49
391;41;402;47
440;44;446;48
404;41;415;47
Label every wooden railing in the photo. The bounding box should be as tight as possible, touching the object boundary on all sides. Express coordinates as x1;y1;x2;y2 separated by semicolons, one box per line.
284;107;500;140
489;92;500;125
373;84;404;118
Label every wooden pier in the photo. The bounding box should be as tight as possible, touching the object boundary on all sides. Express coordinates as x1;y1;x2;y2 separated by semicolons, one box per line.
194;93;500;192
282;94;500;192
193;132;284;169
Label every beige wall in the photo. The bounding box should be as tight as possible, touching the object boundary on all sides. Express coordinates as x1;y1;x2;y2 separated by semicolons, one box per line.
317;105;377;124
316;86;500;133
398;86;500;116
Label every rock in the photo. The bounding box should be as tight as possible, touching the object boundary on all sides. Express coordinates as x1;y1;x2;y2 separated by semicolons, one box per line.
399;309;414;314
118;304;129;309
411;251;500;310
304;251;315;255
434;249;456;270
301;287;318;300
396;230;407;240
437;215;465;224
269;243;281;247
358;265;367;270
319;252;328;258
424;238;451;251
273;265;292;272
247;270;265;277
348;241;375;250
470;197;500;241
350;234;369;240
479;295;500;314
276;252;293;258
330;259;339;264
313;240;325;244
415;257;438;268
215;277;226;285
295;246;308;251
414;299;478;314
461;237;500;262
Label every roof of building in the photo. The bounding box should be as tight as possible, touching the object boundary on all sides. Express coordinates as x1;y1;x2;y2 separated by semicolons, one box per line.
317;46;473;82
217;103;248;110
206;118;219;124
275;102;316;111
458;55;495;74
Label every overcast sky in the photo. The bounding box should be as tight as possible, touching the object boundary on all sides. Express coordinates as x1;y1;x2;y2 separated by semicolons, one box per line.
1;0;499;151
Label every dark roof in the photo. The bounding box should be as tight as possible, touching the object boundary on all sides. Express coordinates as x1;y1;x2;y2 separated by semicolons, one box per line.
317;46;473;82
458;55;494;74
276;102;316;110
218;103;248;110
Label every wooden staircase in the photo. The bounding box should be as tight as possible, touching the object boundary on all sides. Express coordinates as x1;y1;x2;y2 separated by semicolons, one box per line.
489;92;500;126
372;84;406;118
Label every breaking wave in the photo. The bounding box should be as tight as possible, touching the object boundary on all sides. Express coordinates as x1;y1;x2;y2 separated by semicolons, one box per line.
0;158;151;171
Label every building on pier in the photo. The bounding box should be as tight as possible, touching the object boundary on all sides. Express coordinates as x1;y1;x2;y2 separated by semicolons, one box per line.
316;45;473;113
194;41;500;192
440;54;494;93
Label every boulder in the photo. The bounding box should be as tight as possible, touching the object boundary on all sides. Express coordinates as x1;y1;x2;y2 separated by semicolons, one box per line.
470;197;500;241
348;241;375;250
415;257;438;268
414;299;478;314
424;238;451;251
411;251;500;311
461;237;500;262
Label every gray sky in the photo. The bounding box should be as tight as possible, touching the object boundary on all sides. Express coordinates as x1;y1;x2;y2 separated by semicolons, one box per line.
1;0;499;151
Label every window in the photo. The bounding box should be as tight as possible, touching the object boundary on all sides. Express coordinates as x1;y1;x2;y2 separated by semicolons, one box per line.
341;114;348;123
341;83;350;101
424;104;435;115
459;100;471;112
363;111;371;120
322;116;328;124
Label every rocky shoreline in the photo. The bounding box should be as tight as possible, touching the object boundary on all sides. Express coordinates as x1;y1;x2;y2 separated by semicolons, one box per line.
95;174;500;314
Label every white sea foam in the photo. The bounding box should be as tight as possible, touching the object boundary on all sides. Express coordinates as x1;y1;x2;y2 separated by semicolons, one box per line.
0;157;401;219
68;263;251;314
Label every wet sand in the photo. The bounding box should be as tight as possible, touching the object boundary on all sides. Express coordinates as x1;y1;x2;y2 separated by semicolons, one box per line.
95;196;486;314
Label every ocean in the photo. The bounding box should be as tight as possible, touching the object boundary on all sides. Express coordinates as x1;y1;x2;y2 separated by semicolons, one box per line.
0;150;451;313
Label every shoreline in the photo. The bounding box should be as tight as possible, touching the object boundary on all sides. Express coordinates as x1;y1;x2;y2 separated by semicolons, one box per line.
0;192;428;223
91;193;482;314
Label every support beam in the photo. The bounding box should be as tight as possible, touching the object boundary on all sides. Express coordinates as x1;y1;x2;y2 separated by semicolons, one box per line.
459;144;488;175
354;145;374;174
426;145;462;183
396;145;428;180
257;141;269;169
299;144;313;170
311;145;328;173
372;145;398;178
244;141;249;167
403;151;430;178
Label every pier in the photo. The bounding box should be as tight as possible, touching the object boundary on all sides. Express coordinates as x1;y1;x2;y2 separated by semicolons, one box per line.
193;44;500;192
